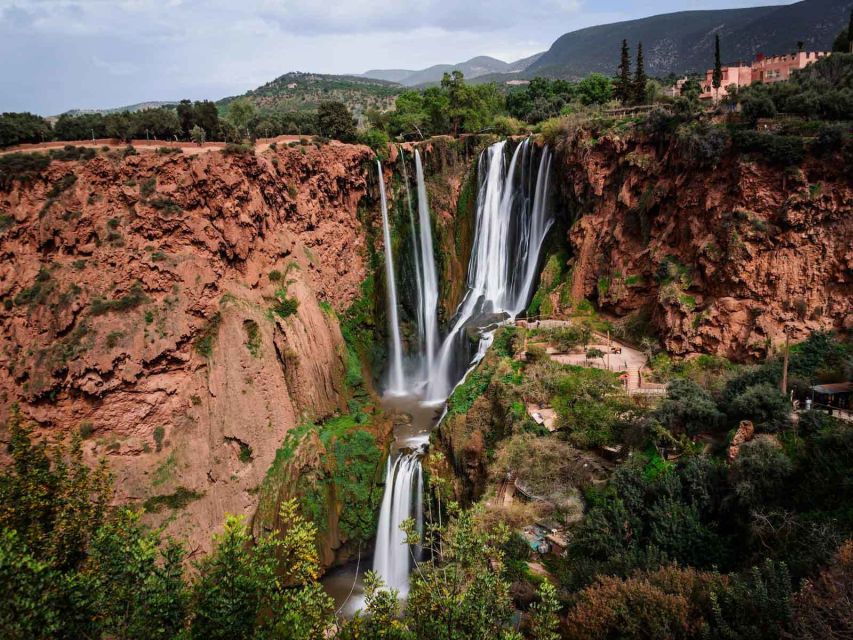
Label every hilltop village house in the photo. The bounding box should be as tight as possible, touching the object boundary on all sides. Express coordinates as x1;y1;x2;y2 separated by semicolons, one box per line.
700;50;831;102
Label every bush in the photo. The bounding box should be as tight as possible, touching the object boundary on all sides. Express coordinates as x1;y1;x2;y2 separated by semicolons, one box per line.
356;128;389;158
271;289;299;319
222;142;253;156
0;152;51;189
490;116;525;136
656;378;724;436
730;438;793;508
728;382;791;432
193;312;221;358
741;91;777;122
676;123;730;166
733;131;804;166
317;101;356;142
90;282;148;316
142;486;203;513
811;124;847;155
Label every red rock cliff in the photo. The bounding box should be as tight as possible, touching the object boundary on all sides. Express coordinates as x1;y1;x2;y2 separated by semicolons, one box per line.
552;129;851;359
0;142;377;552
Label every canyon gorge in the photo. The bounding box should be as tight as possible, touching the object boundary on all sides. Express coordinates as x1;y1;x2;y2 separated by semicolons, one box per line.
0;124;850;590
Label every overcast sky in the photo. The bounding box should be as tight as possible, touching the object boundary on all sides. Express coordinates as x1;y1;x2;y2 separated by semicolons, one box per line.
0;0;792;115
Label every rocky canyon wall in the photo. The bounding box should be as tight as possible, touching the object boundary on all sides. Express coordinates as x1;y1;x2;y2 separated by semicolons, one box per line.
549;127;851;359
0;142;383;555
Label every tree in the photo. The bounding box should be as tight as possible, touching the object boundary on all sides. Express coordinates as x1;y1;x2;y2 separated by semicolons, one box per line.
0;409;111;570
633;42;647;105
0;112;53;148
193;101;220;140
832;10;853;52
527;580;561;640
317;101;356;142
616;39;632;103
54;113;107;141
728;382;791;432
177;99;196;137
575;73;614;105
712;34;723;100
729;438;793;509
86;509;187;640
104;112;134;141
226;99;255;138
190;502;333;640
655;378;724;436
190;124;206;145
790;541;853;639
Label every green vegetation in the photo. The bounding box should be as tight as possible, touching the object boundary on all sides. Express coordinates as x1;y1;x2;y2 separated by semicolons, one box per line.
0;152;52;189
736;53;853;123
90;282;148;316
46;173;77;198
142;486;203;513
238;441;253;463
0;111;52;147
270;288;299;319
243;319;261;357
153;426;166;452
0;412;334;639
193;312;222;358
317;101;356;142
433;326;851;638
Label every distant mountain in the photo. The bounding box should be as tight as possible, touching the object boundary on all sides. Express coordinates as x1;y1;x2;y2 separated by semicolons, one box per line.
58;101;178;117
360;69;416;83
361;53;543;87
217;72;402;117
527;0;852;79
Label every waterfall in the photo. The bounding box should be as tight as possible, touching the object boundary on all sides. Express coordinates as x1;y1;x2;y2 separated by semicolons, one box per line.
426;139;553;401
373;453;422;597
399;149;425;355
367;139;552;602
377;160;405;394
414;151;440;379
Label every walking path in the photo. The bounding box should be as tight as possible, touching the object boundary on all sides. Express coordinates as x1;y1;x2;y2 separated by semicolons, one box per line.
517;318;667;396
0;134;310;157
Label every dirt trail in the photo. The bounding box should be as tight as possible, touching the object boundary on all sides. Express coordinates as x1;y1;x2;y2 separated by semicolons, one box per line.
1;134;307;156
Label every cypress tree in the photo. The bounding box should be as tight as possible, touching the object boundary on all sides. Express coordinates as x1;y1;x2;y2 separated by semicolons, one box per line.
712;34;722;99
849;9;853;52
617;39;631;103
633;42;647;105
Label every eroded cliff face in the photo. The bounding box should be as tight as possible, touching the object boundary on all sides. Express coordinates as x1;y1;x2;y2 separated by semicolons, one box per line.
0;142;379;554
552;130;852;358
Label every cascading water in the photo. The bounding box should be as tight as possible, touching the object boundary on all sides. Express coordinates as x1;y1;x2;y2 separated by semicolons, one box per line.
399;149;425;355
372;452;424;597
426;139;553;401
377;160;405;394
368;138;552;603
414;151;440;378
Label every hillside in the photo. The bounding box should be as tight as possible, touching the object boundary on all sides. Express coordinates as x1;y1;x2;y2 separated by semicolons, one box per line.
217;72;402;118
528;0;852;78
362;53;542;87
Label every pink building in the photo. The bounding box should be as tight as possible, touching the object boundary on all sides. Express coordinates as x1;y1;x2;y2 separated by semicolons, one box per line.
750;50;831;84
699;50;831;102
699;65;752;101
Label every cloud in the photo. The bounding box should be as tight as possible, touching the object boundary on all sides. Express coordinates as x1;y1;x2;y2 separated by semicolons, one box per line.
0;0;789;114
91;55;138;76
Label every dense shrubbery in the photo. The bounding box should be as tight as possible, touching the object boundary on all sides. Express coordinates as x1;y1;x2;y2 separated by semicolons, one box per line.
0;112;52;147
506;76;614;124
732;130;805;165
736;53;853;122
